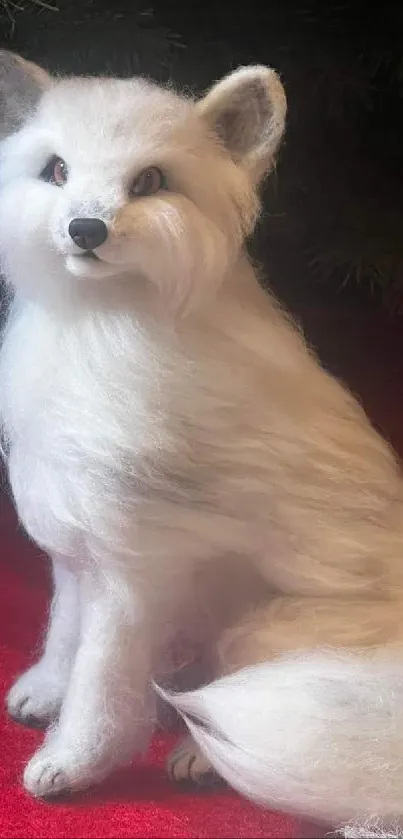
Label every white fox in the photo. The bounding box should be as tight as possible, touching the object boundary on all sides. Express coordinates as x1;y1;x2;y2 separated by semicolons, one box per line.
1;50;403;838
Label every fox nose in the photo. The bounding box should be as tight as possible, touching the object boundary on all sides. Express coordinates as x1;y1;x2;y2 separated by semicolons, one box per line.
68;218;108;250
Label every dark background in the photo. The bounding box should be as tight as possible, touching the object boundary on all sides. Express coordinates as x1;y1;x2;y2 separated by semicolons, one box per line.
2;0;403;320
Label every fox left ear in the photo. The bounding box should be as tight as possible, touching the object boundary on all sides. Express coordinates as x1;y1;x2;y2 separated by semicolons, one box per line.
0;51;51;141
197;65;287;184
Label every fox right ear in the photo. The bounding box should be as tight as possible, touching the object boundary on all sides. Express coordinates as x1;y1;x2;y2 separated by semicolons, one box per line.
197;65;286;185
0;51;51;141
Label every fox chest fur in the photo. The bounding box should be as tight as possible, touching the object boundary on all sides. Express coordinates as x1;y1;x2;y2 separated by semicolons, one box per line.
0;296;274;573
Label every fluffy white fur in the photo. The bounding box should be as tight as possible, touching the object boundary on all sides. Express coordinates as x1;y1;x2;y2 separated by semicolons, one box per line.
2;53;403;836
160;653;403;835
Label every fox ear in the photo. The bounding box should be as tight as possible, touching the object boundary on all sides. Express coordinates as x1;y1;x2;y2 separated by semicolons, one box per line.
197;65;286;184
0;51;51;140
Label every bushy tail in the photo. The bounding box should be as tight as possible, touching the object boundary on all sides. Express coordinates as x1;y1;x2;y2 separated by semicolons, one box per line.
158;652;403;837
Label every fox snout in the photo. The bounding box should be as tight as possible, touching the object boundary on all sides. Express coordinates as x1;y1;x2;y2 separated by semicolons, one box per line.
68;218;108;251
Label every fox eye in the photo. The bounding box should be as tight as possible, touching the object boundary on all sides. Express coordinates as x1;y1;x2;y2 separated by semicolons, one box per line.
129;167;166;198
40;155;68;186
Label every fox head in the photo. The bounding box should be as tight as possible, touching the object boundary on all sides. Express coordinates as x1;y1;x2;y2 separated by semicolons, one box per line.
0;51;286;312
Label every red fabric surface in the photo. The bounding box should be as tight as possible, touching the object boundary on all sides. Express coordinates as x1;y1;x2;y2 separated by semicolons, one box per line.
0;493;297;838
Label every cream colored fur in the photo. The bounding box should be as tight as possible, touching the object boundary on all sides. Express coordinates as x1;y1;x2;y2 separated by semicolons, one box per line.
1;52;403;836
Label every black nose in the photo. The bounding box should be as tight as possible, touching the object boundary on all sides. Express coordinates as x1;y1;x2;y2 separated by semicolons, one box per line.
68;218;108;251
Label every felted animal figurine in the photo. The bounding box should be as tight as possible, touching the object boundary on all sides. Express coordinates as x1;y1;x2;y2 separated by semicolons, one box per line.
1;50;403;838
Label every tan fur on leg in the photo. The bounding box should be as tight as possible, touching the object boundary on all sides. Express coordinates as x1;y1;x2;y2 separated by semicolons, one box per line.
216;597;403;676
